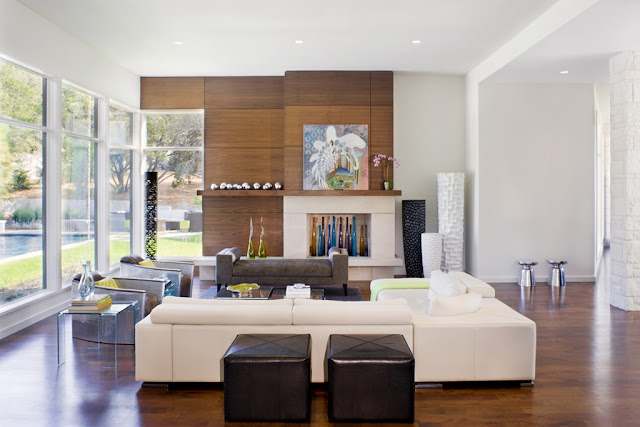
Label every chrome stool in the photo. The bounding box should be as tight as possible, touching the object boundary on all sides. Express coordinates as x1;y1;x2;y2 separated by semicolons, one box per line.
518;261;537;287
547;260;567;287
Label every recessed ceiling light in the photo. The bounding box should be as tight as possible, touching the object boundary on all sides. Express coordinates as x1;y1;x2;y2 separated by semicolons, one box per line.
295;40;304;44
172;41;184;46
412;40;421;44
560;70;569;74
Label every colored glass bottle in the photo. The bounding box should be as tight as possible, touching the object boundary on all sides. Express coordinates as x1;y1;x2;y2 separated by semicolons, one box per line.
311;217;317;256
317;225;323;257
352;216;357;256
331;216;336;248
359;224;365;256
338;217;343;248
247;217;255;258
364;224;369;256
327;224;332;250
258;217;267;258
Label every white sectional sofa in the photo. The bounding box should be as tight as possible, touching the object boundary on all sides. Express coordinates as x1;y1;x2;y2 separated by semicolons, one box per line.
135;274;536;384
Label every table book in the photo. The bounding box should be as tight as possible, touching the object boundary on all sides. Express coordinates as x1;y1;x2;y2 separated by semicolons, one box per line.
69;293;112;312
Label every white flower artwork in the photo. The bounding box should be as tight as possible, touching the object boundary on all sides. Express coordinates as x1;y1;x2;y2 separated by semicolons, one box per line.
303;124;369;190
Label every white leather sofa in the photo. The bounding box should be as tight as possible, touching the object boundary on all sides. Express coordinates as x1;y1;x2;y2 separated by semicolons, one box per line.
135;279;536;384
135;297;414;383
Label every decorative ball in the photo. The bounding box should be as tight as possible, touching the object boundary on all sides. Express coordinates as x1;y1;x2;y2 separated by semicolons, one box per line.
225;183;233;190
253;182;261;190
233;184;241;190
210;183;219;190
220;183;227;190
274;182;282;190
242;182;250;190
263;182;272;190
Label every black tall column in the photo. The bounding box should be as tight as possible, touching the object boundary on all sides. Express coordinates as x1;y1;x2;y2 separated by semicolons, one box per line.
144;172;158;260
402;200;426;277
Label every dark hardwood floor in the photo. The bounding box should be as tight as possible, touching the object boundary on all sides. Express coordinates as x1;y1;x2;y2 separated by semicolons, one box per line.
2;255;640;426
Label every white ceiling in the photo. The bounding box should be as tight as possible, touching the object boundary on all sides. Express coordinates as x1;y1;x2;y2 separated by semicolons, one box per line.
18;0;559;77
488;0;640;84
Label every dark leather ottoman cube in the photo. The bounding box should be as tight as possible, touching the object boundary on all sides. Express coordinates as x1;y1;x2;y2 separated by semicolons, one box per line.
328;334;415;422
223;334;311;422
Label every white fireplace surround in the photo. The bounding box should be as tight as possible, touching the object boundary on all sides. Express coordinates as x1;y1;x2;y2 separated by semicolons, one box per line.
283;195;402;280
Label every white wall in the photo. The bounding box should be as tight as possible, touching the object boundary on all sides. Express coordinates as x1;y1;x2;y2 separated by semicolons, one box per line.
478;83;595;282
0;0;139;107
393;73;466;274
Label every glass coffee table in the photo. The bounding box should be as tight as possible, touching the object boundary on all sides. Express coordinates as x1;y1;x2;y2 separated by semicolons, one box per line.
215;286;324;300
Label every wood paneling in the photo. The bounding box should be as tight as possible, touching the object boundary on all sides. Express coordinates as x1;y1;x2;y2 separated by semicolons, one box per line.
204;147;283;185
205;109;283;149
284;71;371;106
284;146;303;190
283;106;371;147
369;106;394;186
371;71;393;106
203;197;282;256
205;77;284;109
140;77;204;109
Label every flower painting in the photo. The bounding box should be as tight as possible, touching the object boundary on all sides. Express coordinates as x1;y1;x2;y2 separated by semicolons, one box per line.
303;124;369;190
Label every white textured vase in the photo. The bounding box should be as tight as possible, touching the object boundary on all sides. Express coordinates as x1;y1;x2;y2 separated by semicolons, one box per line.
421;233;443;278
437;173;465;272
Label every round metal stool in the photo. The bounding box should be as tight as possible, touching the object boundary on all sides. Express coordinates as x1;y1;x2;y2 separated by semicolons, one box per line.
547;260;567;287
518;261;538;287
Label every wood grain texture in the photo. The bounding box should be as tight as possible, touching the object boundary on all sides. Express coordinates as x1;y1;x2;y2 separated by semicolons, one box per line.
140;77;204;109
284;146;303;190
371;71;393;106
6;251;640;426
203;210;283;256
202;196;283;212
205;77;284;109
205;109;283;148
204;147;283;185
284;71;371;106
283;106;371;147
369;106;394;187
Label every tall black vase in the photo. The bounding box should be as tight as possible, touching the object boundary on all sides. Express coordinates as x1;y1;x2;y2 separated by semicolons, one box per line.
402;200;426;277
144;172;158;260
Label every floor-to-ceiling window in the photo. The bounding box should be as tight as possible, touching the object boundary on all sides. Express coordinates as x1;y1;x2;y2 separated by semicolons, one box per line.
144;112;203;257
109;104;134;265
0;59;47;306
60;85;98;281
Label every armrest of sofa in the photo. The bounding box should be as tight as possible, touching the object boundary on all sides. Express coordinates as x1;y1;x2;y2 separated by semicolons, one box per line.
119;263;181;300
153;261;195;297
215;252;234;285
113;277;166;296
329;248;348;283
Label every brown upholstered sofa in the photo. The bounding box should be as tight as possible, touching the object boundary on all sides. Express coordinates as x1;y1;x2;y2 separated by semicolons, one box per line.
215;247;349;294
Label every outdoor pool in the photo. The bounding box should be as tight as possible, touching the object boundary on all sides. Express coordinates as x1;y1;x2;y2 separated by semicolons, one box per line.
0;234;91;259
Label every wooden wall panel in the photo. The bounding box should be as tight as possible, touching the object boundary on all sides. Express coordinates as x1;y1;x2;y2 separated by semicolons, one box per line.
203;197;283;256
371;71;393;106
283;146;303;190
205;77;284;109
369;106;394;188
204;147;283;185
283;106;371;147
284;71;371;106
140;77;204;109
205;109;283;148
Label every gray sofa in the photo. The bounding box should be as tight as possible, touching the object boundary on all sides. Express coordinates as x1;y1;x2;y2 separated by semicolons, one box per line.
215;247;349;294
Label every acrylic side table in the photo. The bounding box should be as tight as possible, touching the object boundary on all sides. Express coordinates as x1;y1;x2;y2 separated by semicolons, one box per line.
57;303;137;368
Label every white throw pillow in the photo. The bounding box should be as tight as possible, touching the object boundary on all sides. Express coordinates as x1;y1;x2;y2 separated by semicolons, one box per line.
428;292;482;316
448;271;496;298
429;270;467;296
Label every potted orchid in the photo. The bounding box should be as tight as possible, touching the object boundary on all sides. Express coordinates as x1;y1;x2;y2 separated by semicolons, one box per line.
373;154;399;190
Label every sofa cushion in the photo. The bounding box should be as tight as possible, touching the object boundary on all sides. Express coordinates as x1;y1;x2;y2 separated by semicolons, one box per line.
292;299;413;325
150;304;292;325
96;277;120;288
449;271;496;298
429;270;467;296
139;259;155;267
428;292;482;316
232;259;332;277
